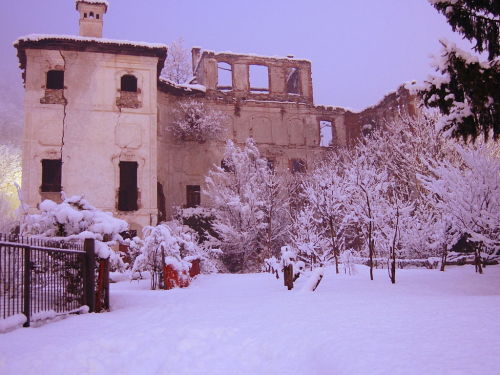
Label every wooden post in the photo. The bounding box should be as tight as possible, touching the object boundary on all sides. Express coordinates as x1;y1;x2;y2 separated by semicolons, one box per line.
23;246;31;327
103;259;110;311
284;264;294;290
84;239;96;313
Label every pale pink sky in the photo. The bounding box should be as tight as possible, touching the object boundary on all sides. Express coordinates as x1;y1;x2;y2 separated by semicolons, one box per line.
1;0;473;111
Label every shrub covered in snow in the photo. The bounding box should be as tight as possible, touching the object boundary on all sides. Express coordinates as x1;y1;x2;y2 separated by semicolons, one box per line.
21;194;128;268
132;220;221;289
168;99;227;142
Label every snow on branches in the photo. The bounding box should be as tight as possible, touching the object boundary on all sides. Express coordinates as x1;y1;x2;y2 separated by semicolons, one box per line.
132;220;221;289
421;1;499;141
419;143;500;271
205;139;289;272
21;194;128;267
168;99;227;143
161;37;192;85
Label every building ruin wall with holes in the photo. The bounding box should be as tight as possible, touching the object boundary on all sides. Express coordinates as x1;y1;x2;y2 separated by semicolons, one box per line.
15;1;416;232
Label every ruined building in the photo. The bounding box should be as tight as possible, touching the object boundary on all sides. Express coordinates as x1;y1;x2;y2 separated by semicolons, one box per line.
14;1;416;233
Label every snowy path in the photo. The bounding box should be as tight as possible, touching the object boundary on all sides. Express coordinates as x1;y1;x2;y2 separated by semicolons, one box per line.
1;266;499;375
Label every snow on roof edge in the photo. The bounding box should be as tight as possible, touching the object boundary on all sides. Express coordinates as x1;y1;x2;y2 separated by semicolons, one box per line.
159;77;207;93
14;34;167;50
202;49;311;63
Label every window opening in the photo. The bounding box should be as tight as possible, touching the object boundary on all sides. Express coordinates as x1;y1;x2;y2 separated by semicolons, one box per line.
84;12;88;18
121;75;138;92
290;159;306;174
46;70;64;90
286;67;300;94
96;14;100;19
319;120;334;147
41;159;62;192
249;65;269;93
217;62;232;91
186;185;201;208
89;12;94;18
118;161;138;211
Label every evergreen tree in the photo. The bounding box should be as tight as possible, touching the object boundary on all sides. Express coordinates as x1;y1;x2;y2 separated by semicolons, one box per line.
421;0;499;141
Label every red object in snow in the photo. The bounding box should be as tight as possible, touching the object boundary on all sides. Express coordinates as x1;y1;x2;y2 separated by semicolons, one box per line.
164;264;182;289
189;258;201;278
163;259;202;290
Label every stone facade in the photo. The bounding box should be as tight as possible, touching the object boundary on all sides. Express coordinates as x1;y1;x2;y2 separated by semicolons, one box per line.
15;1;415;232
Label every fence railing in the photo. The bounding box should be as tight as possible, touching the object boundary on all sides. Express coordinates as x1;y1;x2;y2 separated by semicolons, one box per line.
0;234;107;327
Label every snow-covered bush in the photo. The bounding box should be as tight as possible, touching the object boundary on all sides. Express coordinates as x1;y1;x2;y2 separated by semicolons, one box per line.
168;99;227;142
132;220;221;289
22;194;128;269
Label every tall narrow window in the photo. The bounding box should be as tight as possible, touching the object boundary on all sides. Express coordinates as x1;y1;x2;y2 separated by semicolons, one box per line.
249;65;269;93
217;62;232;92
41;159;62;192
286;67;300;94
46;70;64;90
186;185;200;208
320;120;334;147
121;75;138;92
118;161;138;211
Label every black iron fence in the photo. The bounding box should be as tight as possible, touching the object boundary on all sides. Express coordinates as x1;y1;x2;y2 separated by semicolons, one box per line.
0;235;106;327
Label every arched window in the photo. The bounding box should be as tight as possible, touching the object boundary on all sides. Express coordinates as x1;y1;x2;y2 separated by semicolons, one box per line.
121;75;138;92
46;70;64;90
89;11;95;19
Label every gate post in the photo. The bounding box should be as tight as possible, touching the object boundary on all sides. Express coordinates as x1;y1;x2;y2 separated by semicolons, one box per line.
84;239;96;313
23;245;31;327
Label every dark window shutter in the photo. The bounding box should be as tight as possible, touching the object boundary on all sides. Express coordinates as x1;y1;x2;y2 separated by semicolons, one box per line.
41;159;62;192
118;161;138;211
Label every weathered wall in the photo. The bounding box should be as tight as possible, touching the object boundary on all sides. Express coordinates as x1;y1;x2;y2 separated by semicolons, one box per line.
157;50;350;219
22;48;159;231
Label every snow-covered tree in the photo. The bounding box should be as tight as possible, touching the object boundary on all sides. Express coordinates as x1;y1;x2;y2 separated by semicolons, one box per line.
205;139;283;272
168;99;227;142
258;167;290;262
161;37;192;84
419;143;500;273
290;204;329;271
303;152;350;273
422;1;499;141
344;149;389;281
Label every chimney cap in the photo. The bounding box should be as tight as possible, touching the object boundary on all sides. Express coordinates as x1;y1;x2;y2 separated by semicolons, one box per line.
75;0;109;12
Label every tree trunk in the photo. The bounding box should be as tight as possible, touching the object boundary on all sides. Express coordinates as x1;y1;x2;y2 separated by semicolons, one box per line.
440;244;448;272
390;249;396;284
329;220;339;274
474;243;483;274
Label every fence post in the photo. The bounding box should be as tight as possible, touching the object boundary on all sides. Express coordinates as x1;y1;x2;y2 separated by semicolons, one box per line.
84;239;96;313
23;246;31;327
103;259;110;310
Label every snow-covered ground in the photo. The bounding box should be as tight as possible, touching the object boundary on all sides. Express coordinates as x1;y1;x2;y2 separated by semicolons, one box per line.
1;265;499;375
